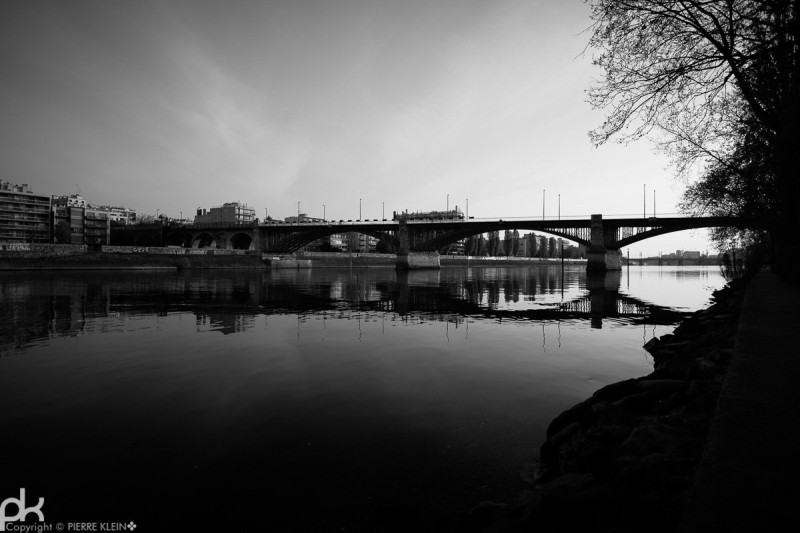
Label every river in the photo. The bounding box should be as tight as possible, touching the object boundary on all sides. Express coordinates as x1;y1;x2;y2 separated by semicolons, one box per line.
0;265;724;531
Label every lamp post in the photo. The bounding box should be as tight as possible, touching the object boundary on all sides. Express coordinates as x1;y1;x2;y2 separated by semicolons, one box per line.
359;198;362;220
323;204;326;221
155;209;162;247
466;198;469;219
447;194;449;213
382;202;385;220
558;194;561;220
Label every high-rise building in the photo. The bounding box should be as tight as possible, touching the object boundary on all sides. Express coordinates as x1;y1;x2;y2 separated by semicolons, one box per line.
0;181;51;243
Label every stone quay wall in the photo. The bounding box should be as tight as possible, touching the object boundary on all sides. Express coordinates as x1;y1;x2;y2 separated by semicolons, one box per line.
0;245;264;270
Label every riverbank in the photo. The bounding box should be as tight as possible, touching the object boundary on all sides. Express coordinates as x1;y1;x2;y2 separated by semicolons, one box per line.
298;252;585;268
457;274;750;532
0;245;264;269
442;256;586;267
1;246;587;270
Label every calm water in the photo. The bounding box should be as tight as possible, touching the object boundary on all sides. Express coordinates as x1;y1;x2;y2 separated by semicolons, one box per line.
0;265;723;531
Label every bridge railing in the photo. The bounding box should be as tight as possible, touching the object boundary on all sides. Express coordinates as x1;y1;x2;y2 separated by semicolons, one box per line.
185;222;255;230
259;219;397;227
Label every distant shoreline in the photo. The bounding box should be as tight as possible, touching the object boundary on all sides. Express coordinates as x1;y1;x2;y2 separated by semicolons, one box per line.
3;245;716;270
0;244;589;270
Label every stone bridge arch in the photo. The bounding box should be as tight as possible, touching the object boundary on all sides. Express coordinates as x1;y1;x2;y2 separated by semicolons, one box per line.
230;232;254;250
191;232;216;249
262;225;397;253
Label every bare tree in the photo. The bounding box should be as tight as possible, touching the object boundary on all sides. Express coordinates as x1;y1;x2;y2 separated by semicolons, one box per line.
135;214;158;225
586;0;800;269
587;1;796;153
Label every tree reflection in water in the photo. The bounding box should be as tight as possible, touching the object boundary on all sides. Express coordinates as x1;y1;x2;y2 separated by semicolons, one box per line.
1;266;695;354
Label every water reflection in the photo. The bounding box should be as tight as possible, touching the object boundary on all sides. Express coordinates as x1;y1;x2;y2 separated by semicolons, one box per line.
0;266;724;530
1;266;699;354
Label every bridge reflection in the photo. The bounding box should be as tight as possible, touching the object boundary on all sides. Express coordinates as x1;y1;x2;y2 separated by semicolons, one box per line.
0;267;694;353
368;270;688;329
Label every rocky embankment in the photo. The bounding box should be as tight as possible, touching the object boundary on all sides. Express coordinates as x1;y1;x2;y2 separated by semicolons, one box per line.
459;278;748;533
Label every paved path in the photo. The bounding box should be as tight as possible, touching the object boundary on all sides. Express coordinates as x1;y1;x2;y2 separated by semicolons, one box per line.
677;269;800;532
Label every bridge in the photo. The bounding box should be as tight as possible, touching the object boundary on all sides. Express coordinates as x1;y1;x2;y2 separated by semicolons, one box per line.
112;214;750;271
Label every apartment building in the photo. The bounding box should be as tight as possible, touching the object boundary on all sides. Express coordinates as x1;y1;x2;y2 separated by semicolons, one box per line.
0;181;51;243
196;202;255;224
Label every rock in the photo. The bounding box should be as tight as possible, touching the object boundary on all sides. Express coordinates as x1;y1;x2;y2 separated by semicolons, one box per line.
529;483;642;533
612;391;658;413
592;378;638;403
643;337;660;353
654;341;690;351
658;333;676;344
542;472;596;491
460;277;747;533
466;500;510;528
539;421;583;468
652;349;678;368
617;424;690;457
635;379;689;393
546;398;594;439
615;453;693;495
694;356;723;377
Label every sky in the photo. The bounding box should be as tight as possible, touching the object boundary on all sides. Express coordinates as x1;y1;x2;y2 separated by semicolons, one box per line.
0;0;715;256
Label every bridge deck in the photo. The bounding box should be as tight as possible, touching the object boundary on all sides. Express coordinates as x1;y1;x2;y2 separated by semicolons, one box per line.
163;215;749;256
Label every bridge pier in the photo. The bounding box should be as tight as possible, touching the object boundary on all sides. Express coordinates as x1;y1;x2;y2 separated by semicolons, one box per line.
252;221;264;253
396;220;440;269
587;214;622;271
396;252;441;270
587;249;622;271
